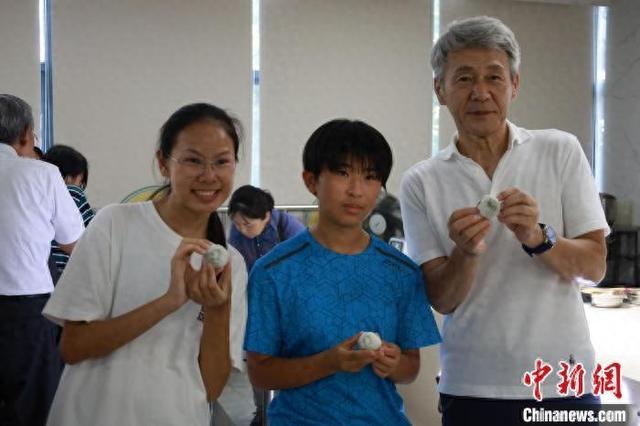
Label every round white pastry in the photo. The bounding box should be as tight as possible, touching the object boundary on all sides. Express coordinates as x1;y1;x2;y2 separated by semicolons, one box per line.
203;243;229;268
358;331;382;350
477;194;501;219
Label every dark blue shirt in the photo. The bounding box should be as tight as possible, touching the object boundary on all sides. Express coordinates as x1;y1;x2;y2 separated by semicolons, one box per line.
229;209;305;272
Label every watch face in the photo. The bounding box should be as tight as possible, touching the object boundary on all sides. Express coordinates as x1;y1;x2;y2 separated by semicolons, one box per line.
544;224;557;245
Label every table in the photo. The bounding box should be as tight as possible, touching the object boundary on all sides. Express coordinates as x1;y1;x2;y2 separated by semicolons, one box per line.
583;302;640;406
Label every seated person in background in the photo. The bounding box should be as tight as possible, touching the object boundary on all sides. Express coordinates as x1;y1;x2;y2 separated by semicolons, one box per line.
229;185;306;273
43;145;95;273
244;119;441;425
228;185;305;425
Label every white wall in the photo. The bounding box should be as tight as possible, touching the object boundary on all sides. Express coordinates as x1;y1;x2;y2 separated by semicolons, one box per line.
438;0;594;162
261;0;433;205
51;0;252;207
0;0;40;133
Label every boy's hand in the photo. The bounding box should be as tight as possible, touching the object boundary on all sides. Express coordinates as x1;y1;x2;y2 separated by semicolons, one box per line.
372;342;401;378
328;333;376;373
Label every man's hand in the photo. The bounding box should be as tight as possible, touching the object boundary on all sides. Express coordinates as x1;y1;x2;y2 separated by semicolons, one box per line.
497;187;543;247
372;342;401;379
448;207;491;255
328;334;376;373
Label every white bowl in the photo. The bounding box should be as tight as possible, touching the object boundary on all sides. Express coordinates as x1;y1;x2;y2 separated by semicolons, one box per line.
591;294;624;308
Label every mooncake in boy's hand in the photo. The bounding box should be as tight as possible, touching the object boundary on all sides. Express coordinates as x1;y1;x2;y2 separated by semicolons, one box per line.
358;331;382;350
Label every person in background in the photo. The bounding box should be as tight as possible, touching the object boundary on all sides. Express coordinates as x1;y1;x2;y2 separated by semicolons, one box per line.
244;119;441;425
399;16;608;425
0;94;84;426
229;185;306;273
43;145;95;273
42;103;248;426
228;185;305;425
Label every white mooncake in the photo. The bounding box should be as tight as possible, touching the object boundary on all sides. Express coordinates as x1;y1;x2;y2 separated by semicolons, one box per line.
477;194;501;220
203;243;229;268
358;331;382;350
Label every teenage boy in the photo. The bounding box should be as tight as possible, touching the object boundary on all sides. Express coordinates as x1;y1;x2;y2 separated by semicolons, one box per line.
244;119;441;425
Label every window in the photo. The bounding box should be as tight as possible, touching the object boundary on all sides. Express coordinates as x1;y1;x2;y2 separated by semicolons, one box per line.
39;0;54;151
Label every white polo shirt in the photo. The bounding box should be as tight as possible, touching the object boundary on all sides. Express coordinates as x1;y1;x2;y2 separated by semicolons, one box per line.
0;143;84;296
400;121;609;399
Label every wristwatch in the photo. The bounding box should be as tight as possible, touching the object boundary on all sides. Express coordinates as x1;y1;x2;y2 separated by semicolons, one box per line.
522;223;557;257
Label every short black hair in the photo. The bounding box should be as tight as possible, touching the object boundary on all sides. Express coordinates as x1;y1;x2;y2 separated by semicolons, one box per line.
228;185;275;220
42;144;89;188
302;119;393;187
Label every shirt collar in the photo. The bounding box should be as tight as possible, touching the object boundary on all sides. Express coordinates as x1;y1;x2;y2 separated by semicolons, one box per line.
435;120;532;161
0;143;19;158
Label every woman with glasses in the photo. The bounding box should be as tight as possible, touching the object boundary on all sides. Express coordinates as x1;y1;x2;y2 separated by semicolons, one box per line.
42;145;95;276
43;103;248;426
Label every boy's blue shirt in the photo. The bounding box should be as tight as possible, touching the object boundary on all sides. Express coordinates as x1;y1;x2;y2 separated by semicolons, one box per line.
244;229;441;426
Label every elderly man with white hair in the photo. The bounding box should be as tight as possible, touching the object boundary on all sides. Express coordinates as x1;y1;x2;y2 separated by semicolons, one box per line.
400;16;609;425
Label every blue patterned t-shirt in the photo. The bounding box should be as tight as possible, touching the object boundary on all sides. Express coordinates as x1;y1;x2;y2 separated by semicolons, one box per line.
244;230;441;425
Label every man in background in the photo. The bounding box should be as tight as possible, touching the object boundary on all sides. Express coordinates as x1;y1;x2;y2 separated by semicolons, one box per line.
0;94;84;426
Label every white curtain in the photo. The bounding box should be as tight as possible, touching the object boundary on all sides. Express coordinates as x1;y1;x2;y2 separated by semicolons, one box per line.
438;0;594;160
52;0;252;206
0;0;40;132
260;0;433;204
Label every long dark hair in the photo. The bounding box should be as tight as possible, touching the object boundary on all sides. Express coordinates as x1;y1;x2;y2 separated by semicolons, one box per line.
152;103;243;246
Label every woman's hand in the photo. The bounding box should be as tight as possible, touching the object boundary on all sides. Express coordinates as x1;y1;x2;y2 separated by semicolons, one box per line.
166;239;211;309
187;260;232;308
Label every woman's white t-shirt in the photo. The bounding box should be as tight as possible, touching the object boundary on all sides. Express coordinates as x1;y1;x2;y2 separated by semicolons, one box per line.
43;201;247;426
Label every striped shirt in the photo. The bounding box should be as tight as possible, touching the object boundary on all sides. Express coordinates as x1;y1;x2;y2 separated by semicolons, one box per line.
51;185;94;272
